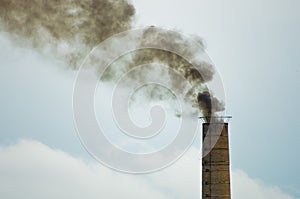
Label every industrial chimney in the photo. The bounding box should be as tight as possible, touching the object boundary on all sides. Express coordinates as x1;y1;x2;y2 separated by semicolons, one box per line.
201;116;232;199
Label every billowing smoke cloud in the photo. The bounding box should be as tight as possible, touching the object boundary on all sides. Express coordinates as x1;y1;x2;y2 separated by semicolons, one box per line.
0;1;224;118
0;0;135;68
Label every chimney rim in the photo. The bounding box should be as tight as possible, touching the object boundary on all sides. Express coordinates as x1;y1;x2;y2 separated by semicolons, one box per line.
199;115;232;123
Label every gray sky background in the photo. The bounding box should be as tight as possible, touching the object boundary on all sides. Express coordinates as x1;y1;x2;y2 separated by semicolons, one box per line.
0;0;300;198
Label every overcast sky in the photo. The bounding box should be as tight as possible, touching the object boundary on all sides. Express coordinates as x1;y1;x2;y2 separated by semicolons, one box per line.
0;0;300;198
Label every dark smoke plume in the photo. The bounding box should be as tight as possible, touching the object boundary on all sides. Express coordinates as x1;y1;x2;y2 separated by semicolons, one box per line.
197;91;225;118
0;1;224;119
0;0;135;68
128;27;225;118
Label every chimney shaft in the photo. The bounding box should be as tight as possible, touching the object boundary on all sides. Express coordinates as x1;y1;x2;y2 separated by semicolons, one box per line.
202;122;231;199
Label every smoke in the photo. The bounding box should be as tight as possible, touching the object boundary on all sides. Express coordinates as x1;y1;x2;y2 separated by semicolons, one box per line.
0;0;135;68
197;91;225;118
0;1;224;118
128;27;225;118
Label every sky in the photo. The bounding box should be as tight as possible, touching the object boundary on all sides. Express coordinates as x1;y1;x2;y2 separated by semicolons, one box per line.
1;0;300;198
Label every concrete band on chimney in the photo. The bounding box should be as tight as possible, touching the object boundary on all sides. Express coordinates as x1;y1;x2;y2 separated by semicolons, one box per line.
202;120;231;199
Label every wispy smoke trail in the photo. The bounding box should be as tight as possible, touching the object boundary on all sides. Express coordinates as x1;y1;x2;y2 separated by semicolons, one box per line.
0;0;135;67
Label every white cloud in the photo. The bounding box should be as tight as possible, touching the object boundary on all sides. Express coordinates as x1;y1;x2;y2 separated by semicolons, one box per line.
0;140;199;199
232;170;297;199
0;140;296;199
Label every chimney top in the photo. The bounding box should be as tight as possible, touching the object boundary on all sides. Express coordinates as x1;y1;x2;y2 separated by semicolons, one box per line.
199;115;232;123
